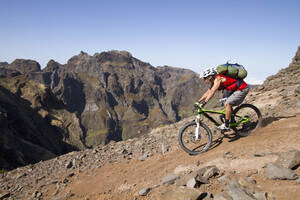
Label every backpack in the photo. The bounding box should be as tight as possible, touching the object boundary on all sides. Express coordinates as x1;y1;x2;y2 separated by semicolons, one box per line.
216;63;247;79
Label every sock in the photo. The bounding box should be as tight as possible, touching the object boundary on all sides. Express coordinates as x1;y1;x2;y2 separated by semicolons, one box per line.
225;120;230;127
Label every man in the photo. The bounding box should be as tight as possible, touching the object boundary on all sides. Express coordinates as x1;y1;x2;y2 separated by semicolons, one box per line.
197;68;249;130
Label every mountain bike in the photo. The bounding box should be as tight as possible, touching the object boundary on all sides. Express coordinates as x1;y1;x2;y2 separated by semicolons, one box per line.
178;101;262;155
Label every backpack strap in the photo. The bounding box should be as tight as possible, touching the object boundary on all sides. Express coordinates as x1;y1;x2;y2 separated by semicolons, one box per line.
236;78;243;89
222;78;243;98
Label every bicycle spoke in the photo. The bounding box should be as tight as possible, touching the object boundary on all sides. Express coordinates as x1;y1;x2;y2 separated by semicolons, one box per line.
178;122;212;154
231;104;261;136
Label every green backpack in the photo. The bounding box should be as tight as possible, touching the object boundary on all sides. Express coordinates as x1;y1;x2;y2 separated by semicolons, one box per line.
216;63;247;79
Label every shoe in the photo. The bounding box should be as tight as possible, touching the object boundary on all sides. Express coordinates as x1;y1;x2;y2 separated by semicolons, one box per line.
218;123;230;131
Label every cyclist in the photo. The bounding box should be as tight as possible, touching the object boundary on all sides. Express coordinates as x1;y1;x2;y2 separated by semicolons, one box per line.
197;68;249;130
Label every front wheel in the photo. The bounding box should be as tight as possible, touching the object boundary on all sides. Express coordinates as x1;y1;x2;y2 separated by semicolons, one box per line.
231;104;262;137
178;121;212;155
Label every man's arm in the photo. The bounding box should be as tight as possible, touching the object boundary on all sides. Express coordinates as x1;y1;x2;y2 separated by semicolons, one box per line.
203;77;223;102
198;89;210;102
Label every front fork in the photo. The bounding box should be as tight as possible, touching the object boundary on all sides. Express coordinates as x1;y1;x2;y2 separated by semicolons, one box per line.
195;115;201;140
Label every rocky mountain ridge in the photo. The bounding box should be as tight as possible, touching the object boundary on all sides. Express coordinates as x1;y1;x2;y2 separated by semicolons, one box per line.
245;46;300;120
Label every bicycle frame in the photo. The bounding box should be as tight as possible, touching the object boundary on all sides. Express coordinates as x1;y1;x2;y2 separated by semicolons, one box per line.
196;107;249;127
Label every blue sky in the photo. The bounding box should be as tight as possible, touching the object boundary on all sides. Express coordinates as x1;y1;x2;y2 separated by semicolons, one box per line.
0;0;300;84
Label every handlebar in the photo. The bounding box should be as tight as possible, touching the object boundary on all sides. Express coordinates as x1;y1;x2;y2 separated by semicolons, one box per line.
194;102;204;110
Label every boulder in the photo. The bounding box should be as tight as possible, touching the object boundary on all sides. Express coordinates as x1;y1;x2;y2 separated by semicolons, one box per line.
192;165;220;180
159;187;202;200
266;163;298;180
175;169;209;187
275;150;300;169
161;174;179;185
226;185;255;200
226;179;256;200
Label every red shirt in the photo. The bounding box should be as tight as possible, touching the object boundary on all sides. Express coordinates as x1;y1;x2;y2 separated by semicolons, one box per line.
216;75;247;91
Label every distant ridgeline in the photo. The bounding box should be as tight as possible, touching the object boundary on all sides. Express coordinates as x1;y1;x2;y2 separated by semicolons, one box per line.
0;50;214;170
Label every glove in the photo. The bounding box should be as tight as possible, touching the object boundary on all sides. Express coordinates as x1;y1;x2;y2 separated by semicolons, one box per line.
194;102;200;108
194;101;206;108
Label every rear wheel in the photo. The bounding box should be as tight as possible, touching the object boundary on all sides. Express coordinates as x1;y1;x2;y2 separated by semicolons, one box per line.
178;121;212;155
231;104;261;137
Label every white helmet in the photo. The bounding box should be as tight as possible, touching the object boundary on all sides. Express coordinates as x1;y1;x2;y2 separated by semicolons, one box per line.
200;67;217;79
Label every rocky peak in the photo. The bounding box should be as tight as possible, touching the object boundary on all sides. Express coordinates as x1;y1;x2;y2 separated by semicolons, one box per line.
0;61;8;67
289;46;300;67
8;59;41;74
43;59;63;72
245;46;300;120
257;46;300;91
67;51;91;66
108;50;132;57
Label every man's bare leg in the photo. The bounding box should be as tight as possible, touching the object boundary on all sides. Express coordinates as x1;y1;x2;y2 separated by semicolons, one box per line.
225;102;233;127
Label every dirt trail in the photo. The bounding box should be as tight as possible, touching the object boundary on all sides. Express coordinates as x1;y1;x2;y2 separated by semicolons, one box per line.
40;114;300;200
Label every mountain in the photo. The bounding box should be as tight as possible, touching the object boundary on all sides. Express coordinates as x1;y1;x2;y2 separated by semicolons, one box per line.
0;62;8;67
22;50;213;147
0;50;215;169
0;75;85;170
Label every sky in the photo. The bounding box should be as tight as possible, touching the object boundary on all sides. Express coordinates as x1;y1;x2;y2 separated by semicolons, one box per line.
0;0;300;84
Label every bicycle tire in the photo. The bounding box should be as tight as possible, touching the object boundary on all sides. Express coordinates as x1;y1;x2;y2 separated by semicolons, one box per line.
178;121;212;155
231;104;262;137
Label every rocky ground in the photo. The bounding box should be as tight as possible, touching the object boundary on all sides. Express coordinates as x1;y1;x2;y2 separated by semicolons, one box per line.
1;106;300;200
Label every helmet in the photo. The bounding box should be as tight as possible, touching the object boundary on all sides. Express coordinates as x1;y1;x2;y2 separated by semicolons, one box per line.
200;67;217;79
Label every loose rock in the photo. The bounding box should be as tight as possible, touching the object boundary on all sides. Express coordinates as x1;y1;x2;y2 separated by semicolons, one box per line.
186;177;197;188
162;174;179;185
138;187;151;196
0;192;10;200
139;154;148;161
65;161;73;169
214;192;233;200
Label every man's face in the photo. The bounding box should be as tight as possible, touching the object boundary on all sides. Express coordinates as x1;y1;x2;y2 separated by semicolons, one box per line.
204;76;212;83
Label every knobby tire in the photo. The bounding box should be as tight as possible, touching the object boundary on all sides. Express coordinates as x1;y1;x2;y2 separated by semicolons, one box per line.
178;121;212;155
231;104;262;137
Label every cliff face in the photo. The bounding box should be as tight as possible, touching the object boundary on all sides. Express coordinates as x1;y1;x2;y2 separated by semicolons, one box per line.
0;76;86;170
23;50;210;147
0;50;211;169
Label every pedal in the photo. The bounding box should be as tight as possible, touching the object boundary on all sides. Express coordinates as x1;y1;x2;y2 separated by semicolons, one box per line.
220;129;230;134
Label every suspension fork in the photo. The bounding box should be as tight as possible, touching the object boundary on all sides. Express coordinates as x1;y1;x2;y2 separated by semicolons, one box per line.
195;115;201;140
